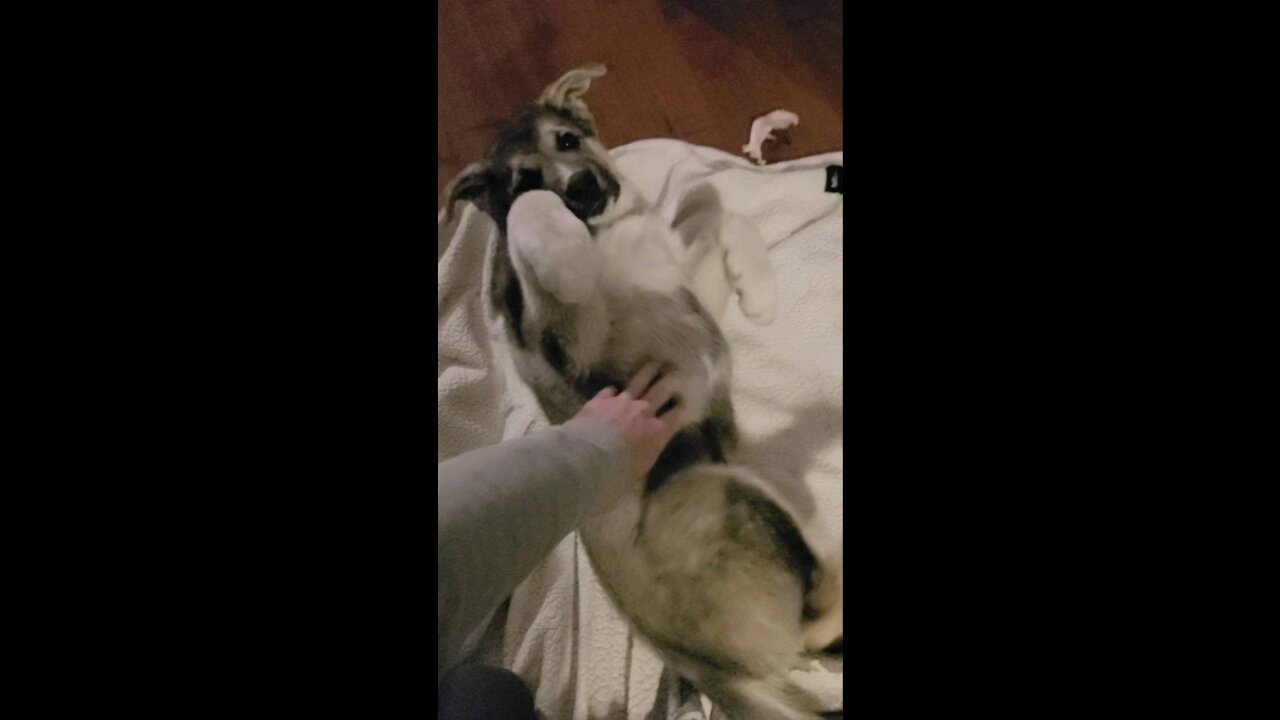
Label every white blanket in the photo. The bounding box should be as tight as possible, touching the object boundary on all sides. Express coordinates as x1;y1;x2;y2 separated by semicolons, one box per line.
438;139;844;719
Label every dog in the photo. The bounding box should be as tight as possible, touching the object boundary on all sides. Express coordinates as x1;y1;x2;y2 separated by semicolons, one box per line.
445;64;842;720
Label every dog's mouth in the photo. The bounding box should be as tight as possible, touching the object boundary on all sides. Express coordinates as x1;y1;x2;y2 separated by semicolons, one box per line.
564;169;616;221
567;194;609;221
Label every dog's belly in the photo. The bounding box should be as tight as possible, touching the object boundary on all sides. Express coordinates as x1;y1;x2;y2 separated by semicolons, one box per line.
595;288;730;421
579;464;808;679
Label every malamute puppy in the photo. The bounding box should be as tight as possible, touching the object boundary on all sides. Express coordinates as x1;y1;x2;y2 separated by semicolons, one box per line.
445;64;842;720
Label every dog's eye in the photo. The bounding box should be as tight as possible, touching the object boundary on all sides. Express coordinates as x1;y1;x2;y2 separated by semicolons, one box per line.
557;132;580;151
514;169;543;193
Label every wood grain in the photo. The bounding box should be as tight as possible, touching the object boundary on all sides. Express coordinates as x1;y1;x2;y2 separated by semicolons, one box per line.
438;0;843;207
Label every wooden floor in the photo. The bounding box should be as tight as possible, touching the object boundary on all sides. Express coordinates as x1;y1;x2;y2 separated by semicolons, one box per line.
437;0;843;207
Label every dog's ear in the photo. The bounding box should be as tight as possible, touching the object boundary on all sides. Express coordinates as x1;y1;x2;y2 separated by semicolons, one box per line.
538;63;606;133
443;162;491;223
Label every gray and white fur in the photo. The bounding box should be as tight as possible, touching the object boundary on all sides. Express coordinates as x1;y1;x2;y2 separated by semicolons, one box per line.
445;64;842;720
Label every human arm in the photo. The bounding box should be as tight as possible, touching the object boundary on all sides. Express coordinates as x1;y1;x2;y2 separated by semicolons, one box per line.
437;364;683;679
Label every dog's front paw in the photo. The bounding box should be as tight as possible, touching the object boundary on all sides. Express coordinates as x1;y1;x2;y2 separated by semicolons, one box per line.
508;190;600;304
732;260;777;325
720;215;778;326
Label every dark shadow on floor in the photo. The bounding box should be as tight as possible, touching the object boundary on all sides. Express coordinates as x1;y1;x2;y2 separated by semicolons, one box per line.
659;0;843;117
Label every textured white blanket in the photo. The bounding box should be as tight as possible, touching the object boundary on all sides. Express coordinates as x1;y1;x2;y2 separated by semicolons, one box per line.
438;139;844;719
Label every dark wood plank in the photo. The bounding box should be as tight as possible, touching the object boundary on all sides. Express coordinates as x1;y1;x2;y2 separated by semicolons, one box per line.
438;0;843;207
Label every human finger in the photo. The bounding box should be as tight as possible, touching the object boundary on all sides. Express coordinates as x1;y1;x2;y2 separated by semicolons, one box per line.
641;373;677;411
626;361;663;397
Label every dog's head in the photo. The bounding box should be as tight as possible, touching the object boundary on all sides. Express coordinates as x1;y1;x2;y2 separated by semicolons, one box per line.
445;63;621;228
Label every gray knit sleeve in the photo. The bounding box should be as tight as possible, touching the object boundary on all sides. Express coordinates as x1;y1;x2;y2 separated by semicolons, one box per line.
437;419;627;680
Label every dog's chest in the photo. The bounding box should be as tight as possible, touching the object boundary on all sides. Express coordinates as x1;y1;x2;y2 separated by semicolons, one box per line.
593;213;687;297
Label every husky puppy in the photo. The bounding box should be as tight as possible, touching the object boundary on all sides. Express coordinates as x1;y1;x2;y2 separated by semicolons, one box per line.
445;64;842;720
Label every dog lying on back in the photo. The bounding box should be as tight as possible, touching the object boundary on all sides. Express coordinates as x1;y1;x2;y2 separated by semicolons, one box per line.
445;64;842;720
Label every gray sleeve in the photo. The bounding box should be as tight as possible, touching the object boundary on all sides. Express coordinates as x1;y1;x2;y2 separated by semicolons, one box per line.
437;419;627;680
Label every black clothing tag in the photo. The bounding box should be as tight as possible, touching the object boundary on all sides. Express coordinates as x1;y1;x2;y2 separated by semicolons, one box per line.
825;165;843;194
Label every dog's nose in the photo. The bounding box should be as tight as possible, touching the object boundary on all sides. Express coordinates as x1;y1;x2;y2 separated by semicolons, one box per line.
565;169;605;219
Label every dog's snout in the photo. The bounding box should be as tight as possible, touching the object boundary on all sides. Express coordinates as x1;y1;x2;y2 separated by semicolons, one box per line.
565;169;605;219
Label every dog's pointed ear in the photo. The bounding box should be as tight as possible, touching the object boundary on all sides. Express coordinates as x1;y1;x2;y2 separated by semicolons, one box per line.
538;63;606;133
444;162;491;223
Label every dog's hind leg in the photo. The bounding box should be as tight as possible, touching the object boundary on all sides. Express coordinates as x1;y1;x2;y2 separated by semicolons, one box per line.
803;560;843;653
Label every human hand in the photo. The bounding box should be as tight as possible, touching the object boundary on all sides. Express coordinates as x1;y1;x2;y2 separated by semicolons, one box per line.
574;361;687;486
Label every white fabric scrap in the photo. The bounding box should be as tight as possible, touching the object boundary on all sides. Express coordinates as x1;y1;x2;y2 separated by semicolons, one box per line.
742;109;800;165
